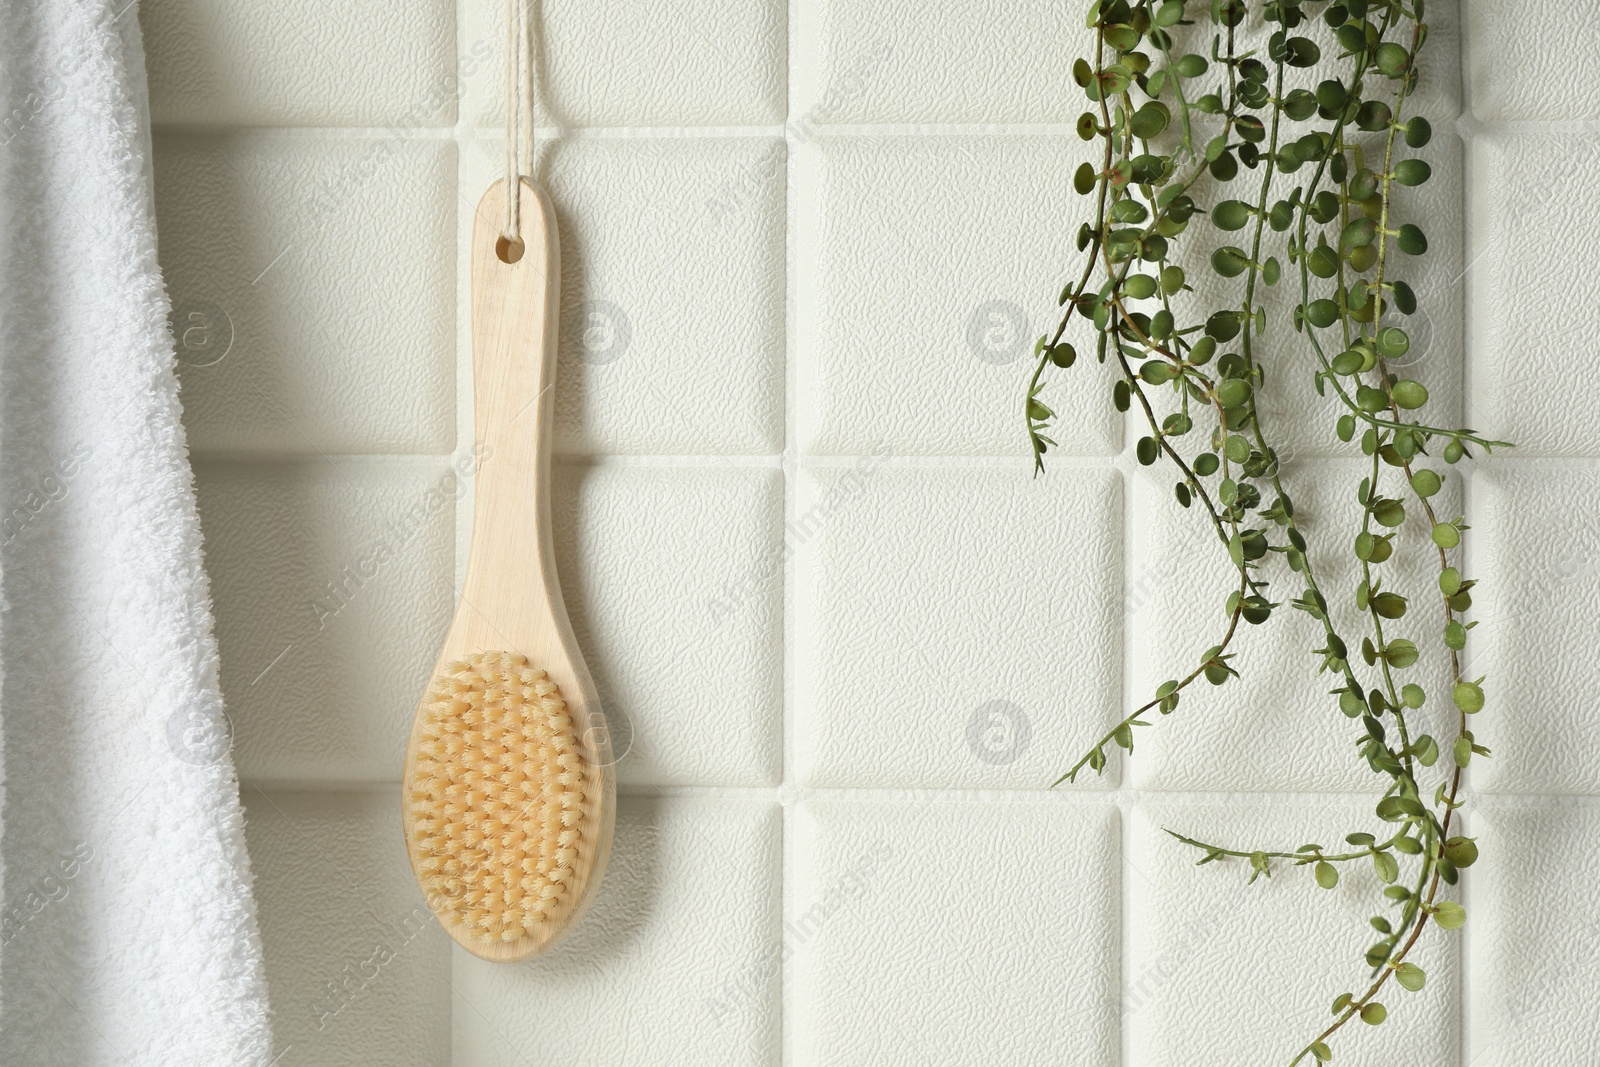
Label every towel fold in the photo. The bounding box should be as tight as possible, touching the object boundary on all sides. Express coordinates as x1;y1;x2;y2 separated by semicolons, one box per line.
0;0;272;1063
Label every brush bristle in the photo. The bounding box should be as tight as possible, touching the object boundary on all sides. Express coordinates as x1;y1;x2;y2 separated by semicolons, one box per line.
407;651;587;944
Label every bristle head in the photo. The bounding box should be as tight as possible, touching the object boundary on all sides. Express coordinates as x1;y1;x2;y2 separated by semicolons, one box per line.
407;651;588;945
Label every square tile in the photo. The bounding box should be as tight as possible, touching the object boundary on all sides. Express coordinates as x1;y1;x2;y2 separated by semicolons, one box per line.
1468;134;1600;456
552;464;784;787
461;0;785;127
1128;461;1463;792
789;799;1119;1066
1468;0;1600;121
790;0;1077;124
194;458;456;782
1128;801;1460;1067
795;136;1117;458
142;0;456;126
244;788;451;1066
1468;467;1600;794
795;463;1122;789
459;137;785;456
154;134;456;454
452;798;782;1067
1469;799;1600;1064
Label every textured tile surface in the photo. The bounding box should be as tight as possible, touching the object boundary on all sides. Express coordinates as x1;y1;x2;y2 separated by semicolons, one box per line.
795;136;1117;458
452;798;782;1067
552;464;784;786
1128;801;1461;1067
789;799;1120;1066
795;463;1121;789
1466;0;1599;122
244;788;451;1066
1469;467;1599;794
1468;133;1600;456
1470;799;1600;1064
142;0;457;126
194;459;456;782
1128;462;1464;792
468;137;787;456
155;133;456;455
145;3;1551;1064
461;0;785;127
791;0;1076;124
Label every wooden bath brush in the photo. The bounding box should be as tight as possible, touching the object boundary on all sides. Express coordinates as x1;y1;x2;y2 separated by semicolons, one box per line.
402;178;614;962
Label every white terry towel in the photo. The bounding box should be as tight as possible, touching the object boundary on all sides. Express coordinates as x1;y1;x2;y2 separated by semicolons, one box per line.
0;1;272;1063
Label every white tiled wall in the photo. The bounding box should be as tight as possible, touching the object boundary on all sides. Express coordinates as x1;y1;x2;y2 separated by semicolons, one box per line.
139;0;1598;1063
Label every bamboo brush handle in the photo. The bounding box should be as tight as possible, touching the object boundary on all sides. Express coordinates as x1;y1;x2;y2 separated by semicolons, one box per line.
460;178;561;634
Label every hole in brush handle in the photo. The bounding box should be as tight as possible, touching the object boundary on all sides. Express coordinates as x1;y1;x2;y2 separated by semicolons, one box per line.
495;234;526;264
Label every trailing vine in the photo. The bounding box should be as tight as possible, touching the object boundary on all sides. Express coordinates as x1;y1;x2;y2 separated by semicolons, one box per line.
1026;0;1507;1059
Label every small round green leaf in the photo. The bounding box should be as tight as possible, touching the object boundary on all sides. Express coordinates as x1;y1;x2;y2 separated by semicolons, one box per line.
1395;159;1432;186
1216;381;1252;411
1375;327;1410;360
1392;380;1429;410
1395;963;1426;992
1140;360;1175;385
1309;243;1341;278
1376;42;1411;77
1454;680;1485;714
1130;102;1172;139
1342;218;1377;250
1397;224;1428;255
1443;837;1479;868
1211;246;1252;277
1307;300;1340;328
1411;469;1441;497
1393;281;1418;314
1124;273;1158;299
1357;385;1389;413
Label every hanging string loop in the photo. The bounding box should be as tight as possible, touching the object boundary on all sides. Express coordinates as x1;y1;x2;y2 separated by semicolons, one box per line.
503;0;536;242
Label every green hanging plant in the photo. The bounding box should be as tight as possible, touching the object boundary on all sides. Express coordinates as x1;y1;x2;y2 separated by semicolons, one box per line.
1026;0;1507;1060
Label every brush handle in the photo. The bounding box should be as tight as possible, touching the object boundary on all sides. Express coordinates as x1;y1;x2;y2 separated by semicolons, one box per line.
459;178;562;642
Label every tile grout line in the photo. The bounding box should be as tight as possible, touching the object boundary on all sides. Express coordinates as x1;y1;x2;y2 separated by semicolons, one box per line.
150;117;1600;143
1115;434;1135;1067
780;0;799;1059
446;0;469;1056
777;0;796;1049
239;776;1600;807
